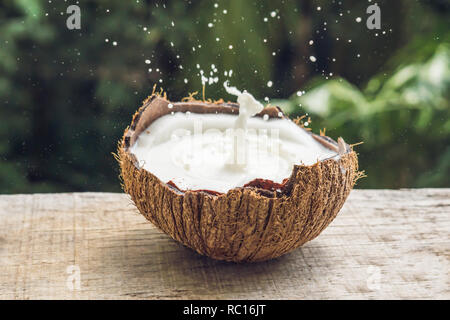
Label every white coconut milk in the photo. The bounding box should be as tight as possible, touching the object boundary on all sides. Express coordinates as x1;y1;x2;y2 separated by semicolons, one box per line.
130;85;338;193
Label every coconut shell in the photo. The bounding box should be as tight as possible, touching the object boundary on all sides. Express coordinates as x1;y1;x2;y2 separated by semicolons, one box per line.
118;94;359;262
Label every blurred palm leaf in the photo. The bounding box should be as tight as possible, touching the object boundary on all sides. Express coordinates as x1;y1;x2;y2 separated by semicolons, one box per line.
279;44;450;188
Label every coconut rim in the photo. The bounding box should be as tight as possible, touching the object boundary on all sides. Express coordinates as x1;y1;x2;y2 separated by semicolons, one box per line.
121;94;354;197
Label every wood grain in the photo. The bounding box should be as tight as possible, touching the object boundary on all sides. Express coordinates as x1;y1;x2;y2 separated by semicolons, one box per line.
0;189;448;299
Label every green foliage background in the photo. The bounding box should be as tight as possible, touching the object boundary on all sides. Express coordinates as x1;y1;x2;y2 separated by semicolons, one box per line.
0;0;448;193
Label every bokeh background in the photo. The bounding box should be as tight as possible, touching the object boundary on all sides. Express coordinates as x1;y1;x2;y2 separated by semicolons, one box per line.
0;0;448;194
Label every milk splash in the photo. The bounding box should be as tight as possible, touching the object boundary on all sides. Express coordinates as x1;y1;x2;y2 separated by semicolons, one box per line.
223;81;265;170
223;81;264;129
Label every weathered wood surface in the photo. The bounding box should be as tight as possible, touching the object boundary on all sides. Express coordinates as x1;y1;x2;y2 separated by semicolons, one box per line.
0;189;448;300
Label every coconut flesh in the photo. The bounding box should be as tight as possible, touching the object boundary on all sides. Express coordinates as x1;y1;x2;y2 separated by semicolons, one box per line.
129;82;339;193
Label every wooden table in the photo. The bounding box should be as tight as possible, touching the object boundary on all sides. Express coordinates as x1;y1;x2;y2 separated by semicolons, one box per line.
0;189;448;300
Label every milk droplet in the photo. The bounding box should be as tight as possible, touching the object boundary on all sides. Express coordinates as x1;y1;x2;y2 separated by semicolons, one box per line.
304;122;309;126
270;11;277;18
105;38;109;42
356;17;362;23
168;103;173;109
317;6;321;11
223;9;227;14
309;56;317;62
309;40;314;45
184;78;188;83
145;59;151;64
263;17;268;22
112;41;117;46
263;114;269;121
228;45;233;49
208;23;214;28
267;81;273;87
277;112;283;117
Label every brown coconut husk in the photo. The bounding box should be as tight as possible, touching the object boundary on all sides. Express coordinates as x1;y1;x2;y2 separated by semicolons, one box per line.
117;93;359;262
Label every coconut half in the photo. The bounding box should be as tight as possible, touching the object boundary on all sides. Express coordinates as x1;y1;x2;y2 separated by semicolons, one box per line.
118;94;359;262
